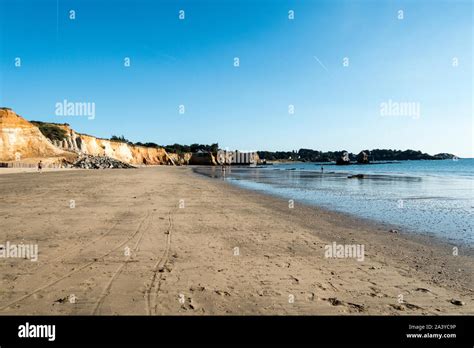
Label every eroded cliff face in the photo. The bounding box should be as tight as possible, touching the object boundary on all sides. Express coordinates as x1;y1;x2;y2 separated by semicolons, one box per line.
0;108;74;162
167;152;193;165
0;109;172;165
52;124;172;165
0;108;226;166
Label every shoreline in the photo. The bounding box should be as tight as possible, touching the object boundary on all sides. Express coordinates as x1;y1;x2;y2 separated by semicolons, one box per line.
193;168;474;254
0;166;472;314
193;167;474;247
191;168;474;288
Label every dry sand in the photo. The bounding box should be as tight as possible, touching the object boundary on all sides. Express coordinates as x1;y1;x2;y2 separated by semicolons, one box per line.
0;166;472;315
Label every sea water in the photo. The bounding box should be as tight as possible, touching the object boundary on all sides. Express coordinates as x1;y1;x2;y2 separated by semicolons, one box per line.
196;159;473;246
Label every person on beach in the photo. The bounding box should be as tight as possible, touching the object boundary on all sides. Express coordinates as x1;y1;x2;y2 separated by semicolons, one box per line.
221;164;226;177
37;160;42;173
321;165;324;173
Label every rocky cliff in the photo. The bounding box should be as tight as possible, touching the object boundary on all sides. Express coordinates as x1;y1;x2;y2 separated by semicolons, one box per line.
51;124;172;165
167;152;193;165
0;108;172;165
0;108;75;162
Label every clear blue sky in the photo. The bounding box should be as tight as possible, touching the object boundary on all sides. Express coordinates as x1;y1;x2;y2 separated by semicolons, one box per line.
0;0;472;157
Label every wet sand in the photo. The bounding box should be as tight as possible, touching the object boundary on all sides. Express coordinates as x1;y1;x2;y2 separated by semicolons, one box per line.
0;166;472;314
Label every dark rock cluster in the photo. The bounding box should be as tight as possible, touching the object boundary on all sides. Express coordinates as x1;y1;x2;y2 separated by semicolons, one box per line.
72;155;135;169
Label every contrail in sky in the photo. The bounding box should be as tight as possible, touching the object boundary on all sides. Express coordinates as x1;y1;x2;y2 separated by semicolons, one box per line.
313;56;329;71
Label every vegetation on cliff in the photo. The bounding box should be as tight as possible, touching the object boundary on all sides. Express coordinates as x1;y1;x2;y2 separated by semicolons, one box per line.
121;138;219;155
30;121;68;141
163;143;219;155
110;135;134;144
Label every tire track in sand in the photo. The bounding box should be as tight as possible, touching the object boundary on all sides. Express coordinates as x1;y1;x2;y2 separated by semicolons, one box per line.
91;211;153;314
0;211;151;312
145;208;175;315
23;210;132;278
42;218;121;264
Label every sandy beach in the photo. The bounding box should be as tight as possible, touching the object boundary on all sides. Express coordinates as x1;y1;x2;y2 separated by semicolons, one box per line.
0;166;472;315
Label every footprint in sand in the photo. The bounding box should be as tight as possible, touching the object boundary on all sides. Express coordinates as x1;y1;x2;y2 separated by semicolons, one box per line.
322;297;366;313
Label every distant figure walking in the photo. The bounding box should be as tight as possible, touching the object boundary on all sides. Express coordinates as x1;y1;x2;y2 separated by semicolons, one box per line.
37;160;43;173
321;165;324;173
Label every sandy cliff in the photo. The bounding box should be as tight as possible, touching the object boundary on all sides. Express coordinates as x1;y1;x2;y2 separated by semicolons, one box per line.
51;124;172;165
0;108;172;165
167;152;193;165
1;108;233;166
0;108;75;162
